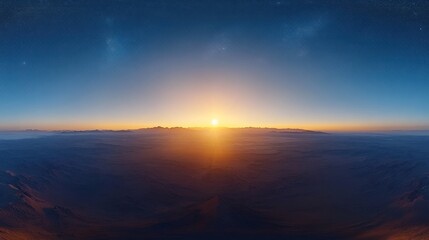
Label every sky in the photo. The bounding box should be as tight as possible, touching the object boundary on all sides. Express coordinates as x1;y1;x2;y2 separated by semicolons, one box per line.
1;0;428;131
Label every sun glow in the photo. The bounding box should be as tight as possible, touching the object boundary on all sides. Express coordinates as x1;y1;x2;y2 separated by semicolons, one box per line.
211;118;219;126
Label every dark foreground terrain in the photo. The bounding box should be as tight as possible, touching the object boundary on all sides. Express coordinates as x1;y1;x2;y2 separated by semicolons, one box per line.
0;129;429;239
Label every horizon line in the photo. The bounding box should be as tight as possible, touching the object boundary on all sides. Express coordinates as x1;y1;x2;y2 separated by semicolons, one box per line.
1;126;429;134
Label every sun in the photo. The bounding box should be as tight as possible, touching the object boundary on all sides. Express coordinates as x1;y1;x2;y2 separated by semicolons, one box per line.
211;118;219;126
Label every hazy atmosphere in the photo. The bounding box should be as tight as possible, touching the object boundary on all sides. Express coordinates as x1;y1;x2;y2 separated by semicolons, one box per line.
1;1;429;240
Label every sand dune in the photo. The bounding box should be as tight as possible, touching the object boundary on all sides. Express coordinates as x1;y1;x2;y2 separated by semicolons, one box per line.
0;130;428;239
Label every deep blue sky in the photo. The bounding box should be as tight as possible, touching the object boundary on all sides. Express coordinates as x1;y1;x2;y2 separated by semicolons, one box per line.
1;0;428;130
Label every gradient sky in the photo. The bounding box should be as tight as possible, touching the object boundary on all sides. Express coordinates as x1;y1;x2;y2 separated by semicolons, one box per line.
1;0;429;131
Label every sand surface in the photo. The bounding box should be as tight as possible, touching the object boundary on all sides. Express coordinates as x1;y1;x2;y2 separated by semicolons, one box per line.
0;129;428;239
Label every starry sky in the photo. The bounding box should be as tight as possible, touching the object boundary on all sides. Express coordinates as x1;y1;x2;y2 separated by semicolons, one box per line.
1;0;428;131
